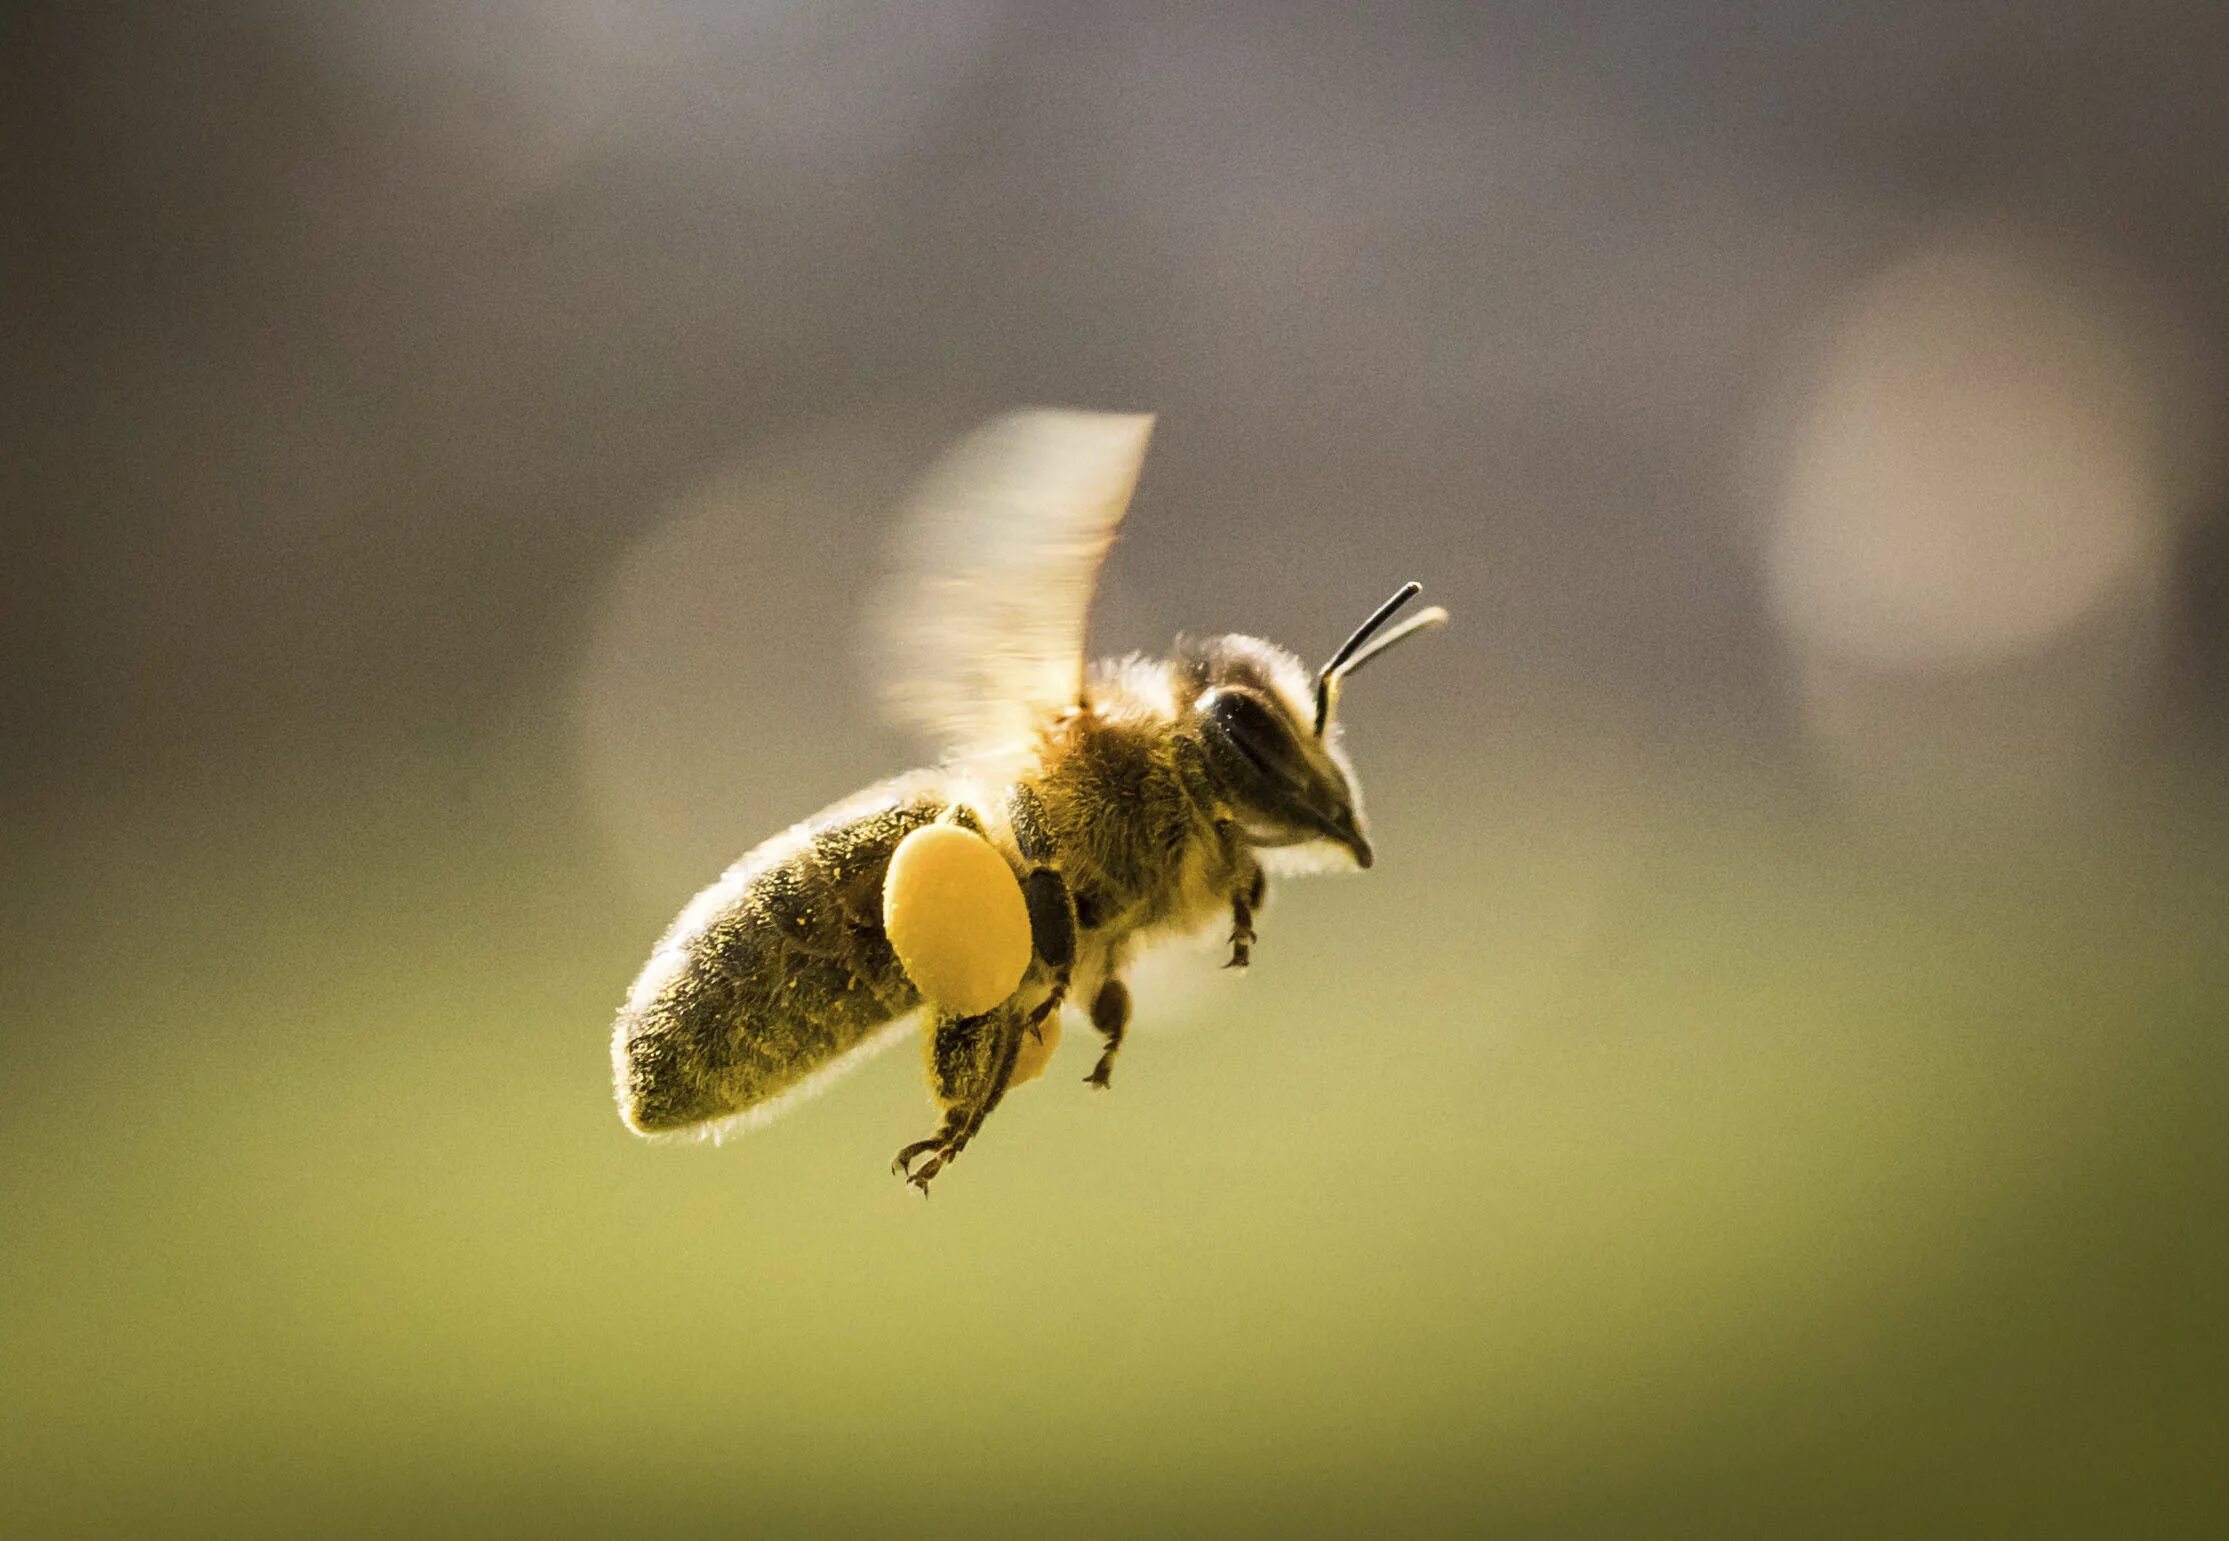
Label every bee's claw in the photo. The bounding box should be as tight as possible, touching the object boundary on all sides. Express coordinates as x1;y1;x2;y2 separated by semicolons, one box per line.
895;1128;968;1192
1084;1059;1116;1089
891;1137;941;1180
1024;983;1065;1043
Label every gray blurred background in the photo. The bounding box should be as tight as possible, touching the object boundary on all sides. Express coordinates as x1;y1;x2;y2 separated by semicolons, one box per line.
6;4;2227;1536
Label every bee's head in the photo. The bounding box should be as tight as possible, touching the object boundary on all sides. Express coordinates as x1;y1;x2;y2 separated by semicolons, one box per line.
1178;583;1447;870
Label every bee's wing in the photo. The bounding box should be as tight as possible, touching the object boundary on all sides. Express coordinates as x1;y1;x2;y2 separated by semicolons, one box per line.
875;409;1155;765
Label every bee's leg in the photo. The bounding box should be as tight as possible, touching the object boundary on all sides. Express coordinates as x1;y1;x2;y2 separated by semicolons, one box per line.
894;1003;1027;1194
1084;976;1130;1089
1020;867;1075;1040
1226;864;1266;969
1010;786;1077;1039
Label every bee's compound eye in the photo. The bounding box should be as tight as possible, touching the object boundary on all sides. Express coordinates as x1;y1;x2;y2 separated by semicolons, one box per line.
883;823;1032;1017
1201;688;1306;792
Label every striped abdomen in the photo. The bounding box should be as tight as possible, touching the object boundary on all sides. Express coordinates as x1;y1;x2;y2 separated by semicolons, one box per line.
613;776;949;1135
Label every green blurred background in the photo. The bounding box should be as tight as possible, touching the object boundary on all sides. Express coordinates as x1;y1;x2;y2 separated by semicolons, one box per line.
7;4;2228;1536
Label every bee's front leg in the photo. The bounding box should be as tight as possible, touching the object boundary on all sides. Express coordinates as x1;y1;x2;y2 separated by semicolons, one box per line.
895;1002;1027;1194
1226;863;1266;969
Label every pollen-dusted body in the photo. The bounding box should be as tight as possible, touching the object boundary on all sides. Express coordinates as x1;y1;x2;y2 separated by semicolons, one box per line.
610;409;1446;1190
615;775;938;1136
1016;660;1263;999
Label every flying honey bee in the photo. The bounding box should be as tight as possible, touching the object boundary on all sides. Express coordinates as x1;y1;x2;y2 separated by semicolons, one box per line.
612;410;1447;1191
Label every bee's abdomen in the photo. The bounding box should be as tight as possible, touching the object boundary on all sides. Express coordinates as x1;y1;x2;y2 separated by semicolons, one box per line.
613;787;940;1134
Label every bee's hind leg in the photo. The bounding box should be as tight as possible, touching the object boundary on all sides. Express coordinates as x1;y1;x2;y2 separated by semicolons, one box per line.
894;1003;1027;1194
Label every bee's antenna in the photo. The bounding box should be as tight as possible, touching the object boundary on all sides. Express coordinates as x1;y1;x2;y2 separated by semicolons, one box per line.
1313;581;1448;734
1320;583;1422;696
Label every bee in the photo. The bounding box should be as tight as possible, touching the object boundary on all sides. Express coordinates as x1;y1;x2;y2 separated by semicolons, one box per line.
611;410;1447;1191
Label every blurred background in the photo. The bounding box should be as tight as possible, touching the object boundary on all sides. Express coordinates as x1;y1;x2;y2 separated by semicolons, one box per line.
6;3;2228;1535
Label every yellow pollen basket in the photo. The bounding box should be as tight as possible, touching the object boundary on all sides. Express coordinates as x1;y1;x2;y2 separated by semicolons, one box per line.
882;822;1032;1018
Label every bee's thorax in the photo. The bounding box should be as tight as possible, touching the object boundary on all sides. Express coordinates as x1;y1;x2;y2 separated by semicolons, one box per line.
1023;670;1247;955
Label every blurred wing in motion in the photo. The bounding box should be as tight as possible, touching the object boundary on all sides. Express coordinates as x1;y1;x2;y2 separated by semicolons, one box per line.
875;409;1155;764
